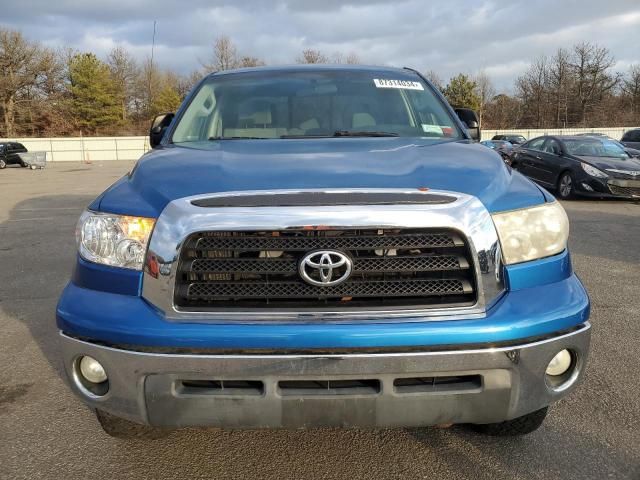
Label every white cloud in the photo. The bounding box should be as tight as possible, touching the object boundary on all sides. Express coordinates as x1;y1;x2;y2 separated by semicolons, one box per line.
1;0;638;91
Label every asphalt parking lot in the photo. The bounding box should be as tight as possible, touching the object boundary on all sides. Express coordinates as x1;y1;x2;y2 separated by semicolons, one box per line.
0;161;639;480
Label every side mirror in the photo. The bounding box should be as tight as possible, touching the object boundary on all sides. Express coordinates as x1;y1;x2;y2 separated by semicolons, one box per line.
149;113;175;148
454;108;480;141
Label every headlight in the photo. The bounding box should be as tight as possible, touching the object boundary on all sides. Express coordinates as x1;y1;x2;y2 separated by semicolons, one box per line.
76;211;155;270
581;163;608;178
492;202;569;265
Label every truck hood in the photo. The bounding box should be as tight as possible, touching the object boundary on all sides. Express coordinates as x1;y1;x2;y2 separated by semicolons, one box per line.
97;138;547;217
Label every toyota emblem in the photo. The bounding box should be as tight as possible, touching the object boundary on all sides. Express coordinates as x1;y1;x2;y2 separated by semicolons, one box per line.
299;250;353;287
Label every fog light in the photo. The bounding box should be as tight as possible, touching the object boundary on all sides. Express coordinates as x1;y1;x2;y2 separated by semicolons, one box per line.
79;356;107;384
581;183;594;192
546;349;572;376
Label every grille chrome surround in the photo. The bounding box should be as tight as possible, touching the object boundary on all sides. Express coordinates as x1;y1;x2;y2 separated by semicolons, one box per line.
142;188;505;322
175;229;476;309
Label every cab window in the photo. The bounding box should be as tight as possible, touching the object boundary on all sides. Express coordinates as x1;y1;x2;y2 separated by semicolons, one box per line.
525;137;546;151
542;139;561;155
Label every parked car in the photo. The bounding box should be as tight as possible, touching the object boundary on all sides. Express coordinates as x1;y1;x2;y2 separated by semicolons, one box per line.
575;133;640;158
621;128;640;150
575;132;613;139
510;135;640;199
480;140;514;162
624;146;640;158
491;134;526;145
57;65;590;439
0;142;28;169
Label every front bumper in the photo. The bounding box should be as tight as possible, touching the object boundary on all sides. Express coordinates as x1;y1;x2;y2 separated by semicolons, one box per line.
575;176;640;198
60;324;590;428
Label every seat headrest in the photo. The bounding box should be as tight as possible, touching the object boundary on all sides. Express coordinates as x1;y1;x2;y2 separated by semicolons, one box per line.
352;112;376;128
250;111;272;125
300;118;320;130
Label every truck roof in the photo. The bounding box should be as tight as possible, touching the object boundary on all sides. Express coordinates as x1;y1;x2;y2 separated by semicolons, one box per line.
208;64;418;78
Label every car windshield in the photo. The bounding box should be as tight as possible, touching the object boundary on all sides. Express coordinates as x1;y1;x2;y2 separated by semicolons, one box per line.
563;138;630;158
171;70;463;142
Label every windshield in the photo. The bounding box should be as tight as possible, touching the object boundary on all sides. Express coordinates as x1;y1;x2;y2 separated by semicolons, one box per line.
172;70;463;142
564;138;630;158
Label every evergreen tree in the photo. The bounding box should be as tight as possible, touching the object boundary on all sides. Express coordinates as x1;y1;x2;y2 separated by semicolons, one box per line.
152;83;182;115
68;53;121;133
444;74;481;111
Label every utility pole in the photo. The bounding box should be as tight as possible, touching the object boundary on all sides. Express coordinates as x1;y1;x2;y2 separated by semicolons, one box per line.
148;20;157;115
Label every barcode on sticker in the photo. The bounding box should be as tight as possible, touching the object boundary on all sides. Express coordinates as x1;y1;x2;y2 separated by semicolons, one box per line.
373;79;424;90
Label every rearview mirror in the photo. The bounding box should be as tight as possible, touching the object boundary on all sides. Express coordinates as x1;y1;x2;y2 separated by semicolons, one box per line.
454;108;480;141
150;113;175;148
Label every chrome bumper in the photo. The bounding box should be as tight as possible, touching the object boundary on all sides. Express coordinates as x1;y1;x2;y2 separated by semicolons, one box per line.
59;324;590;428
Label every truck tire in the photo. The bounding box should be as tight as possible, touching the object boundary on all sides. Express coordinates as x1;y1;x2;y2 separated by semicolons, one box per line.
0;159;6;169
470;407;548;436
95;409;169;439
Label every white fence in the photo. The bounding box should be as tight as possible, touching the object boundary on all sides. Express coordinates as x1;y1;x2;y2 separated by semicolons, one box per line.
2;127;639;162
0;136;150;162
480;127;637;141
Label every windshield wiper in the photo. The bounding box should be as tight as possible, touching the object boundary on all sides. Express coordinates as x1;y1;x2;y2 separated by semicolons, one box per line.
332;130;399;137
280;131;399;139
209;136;272;140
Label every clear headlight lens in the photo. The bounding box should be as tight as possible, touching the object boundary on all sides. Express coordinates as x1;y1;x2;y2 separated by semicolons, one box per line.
492;202;569;265
581;163;608;178
76;211;155;270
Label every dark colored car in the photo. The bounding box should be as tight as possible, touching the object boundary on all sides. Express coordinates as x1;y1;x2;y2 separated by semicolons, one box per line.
0;142;28;169
621;129;640;150
575;133;640;158
492;134;526;145
480;140;513;162
511;135;640;199
575;132;612;139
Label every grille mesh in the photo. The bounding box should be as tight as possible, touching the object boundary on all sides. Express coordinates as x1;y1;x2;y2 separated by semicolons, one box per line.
187;255;464;274
185;279;470;299
195;233;457;251
175;228;476;310
609;184;640;197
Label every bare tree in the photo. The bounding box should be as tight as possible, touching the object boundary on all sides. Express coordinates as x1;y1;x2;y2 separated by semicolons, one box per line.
345;52;360;64
330;52;360;64
177;70;203;98
548;48;572;127
484;93;523;129
571;42;619;125
621;64;640;116
423;70;444;91
107;46;139;122
517;56;549;128
202;35;239;72
474;70;495;127
238;56;265;68
297;49;329;64
137;57;162;118
0;28;56;136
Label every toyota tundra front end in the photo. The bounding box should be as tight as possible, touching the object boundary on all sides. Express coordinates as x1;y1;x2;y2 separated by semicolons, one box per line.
56;65;590;438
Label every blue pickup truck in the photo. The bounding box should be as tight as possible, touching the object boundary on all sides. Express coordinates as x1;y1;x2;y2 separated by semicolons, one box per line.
56;65;590;439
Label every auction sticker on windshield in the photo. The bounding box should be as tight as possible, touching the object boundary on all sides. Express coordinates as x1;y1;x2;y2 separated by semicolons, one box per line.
373;79;424;90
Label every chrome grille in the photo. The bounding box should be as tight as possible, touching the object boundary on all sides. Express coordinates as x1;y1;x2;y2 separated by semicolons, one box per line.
174;228;477;310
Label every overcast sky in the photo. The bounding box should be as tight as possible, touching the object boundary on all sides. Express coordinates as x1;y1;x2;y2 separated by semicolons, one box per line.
2;0;639;91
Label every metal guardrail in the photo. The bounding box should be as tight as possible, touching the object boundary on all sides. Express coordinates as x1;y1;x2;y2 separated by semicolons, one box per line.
480;127;638;142
0;136;151;162
1;128;638;161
